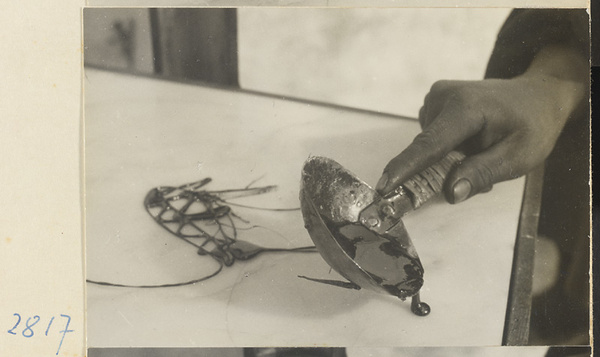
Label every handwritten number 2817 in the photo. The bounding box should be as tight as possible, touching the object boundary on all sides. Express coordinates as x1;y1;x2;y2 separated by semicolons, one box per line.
7;313;73;355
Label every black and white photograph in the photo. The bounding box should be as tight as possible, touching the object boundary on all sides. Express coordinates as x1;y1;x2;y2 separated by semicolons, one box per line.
83;6;590;351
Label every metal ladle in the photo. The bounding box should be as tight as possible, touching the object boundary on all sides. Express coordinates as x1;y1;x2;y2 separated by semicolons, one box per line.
299;152;464;316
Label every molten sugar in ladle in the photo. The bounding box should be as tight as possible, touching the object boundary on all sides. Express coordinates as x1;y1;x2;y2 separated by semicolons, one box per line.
299;151;464;316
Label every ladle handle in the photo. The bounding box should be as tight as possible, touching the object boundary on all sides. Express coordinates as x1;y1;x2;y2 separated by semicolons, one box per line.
401;150;465;209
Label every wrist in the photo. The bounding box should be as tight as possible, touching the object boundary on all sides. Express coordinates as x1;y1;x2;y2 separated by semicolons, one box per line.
519;45;588;121
521;44;588;83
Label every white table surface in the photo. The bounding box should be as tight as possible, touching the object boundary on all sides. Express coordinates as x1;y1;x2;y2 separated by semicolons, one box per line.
85;68;525;347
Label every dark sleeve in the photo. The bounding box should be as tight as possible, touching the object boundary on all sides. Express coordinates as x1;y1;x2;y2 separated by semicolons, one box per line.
485;9;589;79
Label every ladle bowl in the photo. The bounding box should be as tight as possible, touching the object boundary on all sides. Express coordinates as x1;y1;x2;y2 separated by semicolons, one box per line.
299;156;426;304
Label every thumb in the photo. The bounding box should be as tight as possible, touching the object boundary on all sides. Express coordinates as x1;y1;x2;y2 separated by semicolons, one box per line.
444;143;520;204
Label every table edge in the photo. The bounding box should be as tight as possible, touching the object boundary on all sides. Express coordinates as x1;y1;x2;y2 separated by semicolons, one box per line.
502;165;545;345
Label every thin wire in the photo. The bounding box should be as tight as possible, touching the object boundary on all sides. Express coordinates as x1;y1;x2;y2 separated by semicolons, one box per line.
89;178;315;289
224;201;301;212
86;263;223;288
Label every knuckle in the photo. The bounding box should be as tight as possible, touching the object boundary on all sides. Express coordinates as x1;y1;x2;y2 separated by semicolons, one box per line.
423;92;431;105
412;129;444;154
430;80;452;93
446;86;472;105
418;107;427;128
471;163;497;191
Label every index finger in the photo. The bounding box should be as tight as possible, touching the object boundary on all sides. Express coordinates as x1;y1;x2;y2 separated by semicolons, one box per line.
376;107;483;195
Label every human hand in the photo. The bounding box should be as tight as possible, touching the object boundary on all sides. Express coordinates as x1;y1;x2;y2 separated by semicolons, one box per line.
376;49;586;204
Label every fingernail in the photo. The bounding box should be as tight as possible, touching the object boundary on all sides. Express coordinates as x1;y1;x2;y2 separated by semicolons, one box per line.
376;173;388;192
452;179;471;203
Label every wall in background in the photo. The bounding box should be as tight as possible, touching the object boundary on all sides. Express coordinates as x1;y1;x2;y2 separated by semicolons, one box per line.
238;8;511;117
84;8;154;74
83;8;512;118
